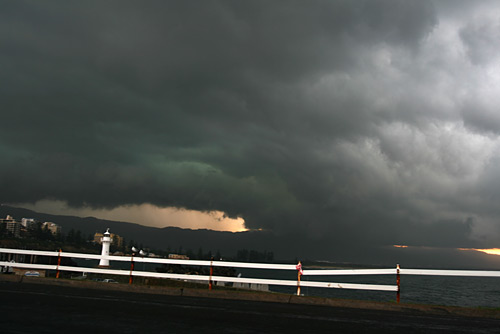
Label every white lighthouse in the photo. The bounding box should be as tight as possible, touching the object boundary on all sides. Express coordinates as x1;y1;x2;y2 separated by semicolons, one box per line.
98;228;113;267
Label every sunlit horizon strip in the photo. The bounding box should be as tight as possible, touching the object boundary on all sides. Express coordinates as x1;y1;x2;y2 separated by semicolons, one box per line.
459;248;500;256
8;201;249;233
394;245;500;256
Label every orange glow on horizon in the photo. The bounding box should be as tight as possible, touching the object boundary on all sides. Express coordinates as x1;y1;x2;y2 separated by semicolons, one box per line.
10;200;248;232
460;248;500;256
393;245;408;248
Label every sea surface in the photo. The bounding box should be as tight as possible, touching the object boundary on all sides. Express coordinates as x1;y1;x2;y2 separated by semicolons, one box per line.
238;268;500;309
72;258;500;309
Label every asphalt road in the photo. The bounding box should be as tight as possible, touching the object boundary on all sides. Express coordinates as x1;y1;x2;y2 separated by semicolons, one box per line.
2;280;500;333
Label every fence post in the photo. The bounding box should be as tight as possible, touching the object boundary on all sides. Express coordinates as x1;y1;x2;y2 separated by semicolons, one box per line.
296;261;303;296
129;254;135;284
209;257;214;290
396;264;401;303
56;249;62;279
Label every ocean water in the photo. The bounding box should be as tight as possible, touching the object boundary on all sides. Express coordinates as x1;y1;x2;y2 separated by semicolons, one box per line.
238;268;500;309
70;258;500;308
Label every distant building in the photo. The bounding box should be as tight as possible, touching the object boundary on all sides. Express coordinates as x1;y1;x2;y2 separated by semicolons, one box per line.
94;232;123;249
42;222;61;235
0;215;21;238
168;254;190;260
21;218;37;228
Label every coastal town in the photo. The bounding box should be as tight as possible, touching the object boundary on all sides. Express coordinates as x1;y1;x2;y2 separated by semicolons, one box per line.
0;213;253;288
1;215;61;239
0;214;124;253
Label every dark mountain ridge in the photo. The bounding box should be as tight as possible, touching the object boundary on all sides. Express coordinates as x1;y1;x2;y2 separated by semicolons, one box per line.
0;205;282;259
3;205;500;269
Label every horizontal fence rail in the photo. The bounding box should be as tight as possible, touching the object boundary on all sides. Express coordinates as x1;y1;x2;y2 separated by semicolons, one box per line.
303;268;500;277
0;248;297;270
3;247;500;302
0;261;397;291
399;268;500;277
303;269;397;276
0;247;398;294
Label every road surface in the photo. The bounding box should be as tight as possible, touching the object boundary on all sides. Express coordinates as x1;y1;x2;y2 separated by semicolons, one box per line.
1;279;499;333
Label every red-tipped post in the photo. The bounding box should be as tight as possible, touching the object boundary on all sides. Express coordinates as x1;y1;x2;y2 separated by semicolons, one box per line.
296;261;303;296
396;264;401;303
209;257;214;291
129;254;135;284
56;249;62;279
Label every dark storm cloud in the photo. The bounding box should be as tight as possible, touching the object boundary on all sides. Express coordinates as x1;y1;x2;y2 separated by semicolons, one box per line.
460;19;500;66
2;0;500;262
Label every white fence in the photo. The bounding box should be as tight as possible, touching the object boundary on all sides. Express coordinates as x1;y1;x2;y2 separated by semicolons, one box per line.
3;247;500;302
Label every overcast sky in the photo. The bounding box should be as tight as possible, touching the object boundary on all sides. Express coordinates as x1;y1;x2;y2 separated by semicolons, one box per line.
3;1;500;263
